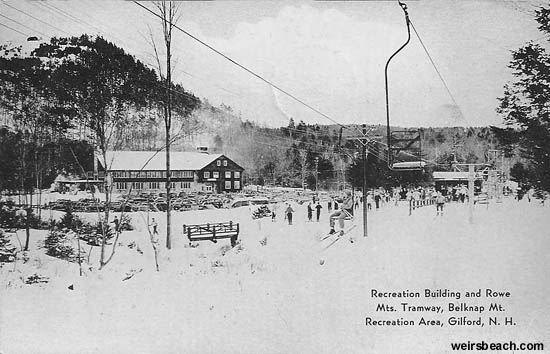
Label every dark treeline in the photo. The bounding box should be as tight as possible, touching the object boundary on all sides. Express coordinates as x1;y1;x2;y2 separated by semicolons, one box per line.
1;27;546;194
0;34;199;198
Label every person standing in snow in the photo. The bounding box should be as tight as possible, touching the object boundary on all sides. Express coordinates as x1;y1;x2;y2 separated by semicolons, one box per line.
111;216;120;233
150;217;158;235
315;202;322;222
366;193;373;211
374;192;381;210
436;191;445;216
307;202;313;222
285;204;295;225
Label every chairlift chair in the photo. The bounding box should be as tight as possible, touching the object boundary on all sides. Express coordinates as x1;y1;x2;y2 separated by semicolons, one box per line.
384;1;426;172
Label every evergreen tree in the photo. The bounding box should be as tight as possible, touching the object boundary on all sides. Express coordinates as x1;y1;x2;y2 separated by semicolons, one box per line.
497;5;550;192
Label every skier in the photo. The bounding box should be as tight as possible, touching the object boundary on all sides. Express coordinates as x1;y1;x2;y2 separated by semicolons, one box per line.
328;193;353;234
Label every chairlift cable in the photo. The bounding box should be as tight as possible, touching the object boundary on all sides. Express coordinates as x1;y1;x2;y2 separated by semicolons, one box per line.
133;1;363;137
409;20;471;127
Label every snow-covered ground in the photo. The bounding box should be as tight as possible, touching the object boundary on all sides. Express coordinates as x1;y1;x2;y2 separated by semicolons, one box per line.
1;197;548;354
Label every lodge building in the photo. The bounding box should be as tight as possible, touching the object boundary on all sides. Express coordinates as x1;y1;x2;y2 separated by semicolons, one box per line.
96;150;244;193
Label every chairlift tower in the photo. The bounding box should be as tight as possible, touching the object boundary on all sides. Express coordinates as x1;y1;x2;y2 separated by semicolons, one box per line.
347;124;370;238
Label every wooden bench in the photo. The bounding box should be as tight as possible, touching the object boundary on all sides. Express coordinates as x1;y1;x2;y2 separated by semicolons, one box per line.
183;221;239;247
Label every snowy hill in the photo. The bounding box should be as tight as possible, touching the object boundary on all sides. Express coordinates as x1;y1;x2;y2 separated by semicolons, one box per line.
0;197;548;354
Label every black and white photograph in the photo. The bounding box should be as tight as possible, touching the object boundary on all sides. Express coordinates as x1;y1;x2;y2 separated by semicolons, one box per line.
0;1;549;353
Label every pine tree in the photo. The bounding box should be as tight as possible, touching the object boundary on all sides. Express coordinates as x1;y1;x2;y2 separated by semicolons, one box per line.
497;5;550;192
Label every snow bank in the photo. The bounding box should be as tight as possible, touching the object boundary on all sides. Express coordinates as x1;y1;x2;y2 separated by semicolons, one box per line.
1;198;549;354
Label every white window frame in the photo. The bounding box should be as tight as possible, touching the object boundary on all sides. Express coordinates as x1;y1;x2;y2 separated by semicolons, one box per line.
234;181;241;189
225;171;231;179
216;160;221;166
225;181;232;190
234;171;240;179
213;171;219;179
204;171;210;179
223;160;228;166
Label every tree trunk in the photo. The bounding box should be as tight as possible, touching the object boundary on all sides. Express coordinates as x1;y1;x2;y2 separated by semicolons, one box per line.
162;1;175;250
100;149;111;268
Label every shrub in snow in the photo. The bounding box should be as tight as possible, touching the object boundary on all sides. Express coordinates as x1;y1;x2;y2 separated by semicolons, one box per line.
0;203;49;230
0;230;16;263
119;215;133;231
44;228;78;262
25;273;49;284
0;201;17;229
78;222;114;246
58;209;83;231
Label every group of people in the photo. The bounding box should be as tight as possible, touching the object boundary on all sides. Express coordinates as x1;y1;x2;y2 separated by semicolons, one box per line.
279;193;355;235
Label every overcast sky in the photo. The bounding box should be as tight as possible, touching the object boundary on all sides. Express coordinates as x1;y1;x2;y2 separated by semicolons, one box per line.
0;0;546;128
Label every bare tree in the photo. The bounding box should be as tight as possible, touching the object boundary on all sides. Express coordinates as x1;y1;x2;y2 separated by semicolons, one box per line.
153;1;180;250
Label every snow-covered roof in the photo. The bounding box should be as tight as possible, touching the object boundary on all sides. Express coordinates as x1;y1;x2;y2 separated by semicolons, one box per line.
103;151;223;171
433;172;478;180
392;161;426;169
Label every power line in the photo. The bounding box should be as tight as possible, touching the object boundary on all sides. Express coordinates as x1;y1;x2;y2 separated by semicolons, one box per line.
133;1;361;136
0;22;29;37
0;13;50;39
4;3;72;37
409;19;470;127
28;1;364;141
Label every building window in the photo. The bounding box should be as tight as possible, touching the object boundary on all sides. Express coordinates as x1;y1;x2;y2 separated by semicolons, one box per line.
132;182;143;190
183;171;193;178
225;171;231;179
149;182;160;189
234;171;240;179
170;182;177;189
234;181;240;189
213;171;219;179
204;171;210;179
225;181;231;190
181;182;191;189
115;182;127;190
216;160;221;166
113;171;128;178
223;160;228;166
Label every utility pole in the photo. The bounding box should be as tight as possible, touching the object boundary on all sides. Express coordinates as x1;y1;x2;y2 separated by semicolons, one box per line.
315;157;319;192
468;164;475;224
362;124;368;237
348;124;370;237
